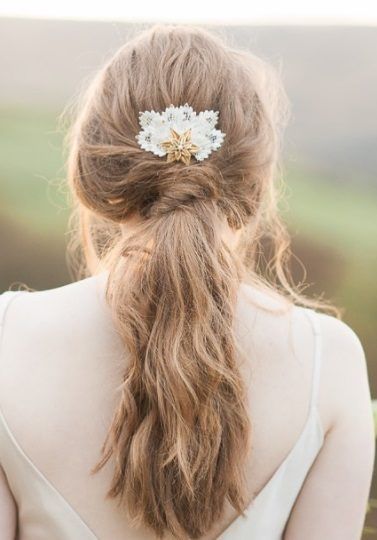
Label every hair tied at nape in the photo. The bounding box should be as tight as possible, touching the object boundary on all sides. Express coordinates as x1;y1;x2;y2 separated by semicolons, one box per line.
121;244;152;258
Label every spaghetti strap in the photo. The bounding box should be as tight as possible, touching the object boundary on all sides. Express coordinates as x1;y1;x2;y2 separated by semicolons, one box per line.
301;308;323;410
0;291;25;345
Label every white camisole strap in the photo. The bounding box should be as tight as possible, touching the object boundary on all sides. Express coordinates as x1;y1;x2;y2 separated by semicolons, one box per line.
0;291;25;330
301;307;323;410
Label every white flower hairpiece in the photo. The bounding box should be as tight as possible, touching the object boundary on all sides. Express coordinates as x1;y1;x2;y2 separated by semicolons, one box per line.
135;103;226;166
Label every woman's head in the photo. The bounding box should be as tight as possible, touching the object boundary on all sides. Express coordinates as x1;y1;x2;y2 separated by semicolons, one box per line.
62;23;336;540
66;23;289;261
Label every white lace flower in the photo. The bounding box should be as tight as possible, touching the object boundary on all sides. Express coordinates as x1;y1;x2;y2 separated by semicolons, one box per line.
135;103;226;165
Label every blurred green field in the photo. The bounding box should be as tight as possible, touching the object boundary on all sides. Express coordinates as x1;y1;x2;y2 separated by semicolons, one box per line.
284;170;377;392
0;105;377;534
0;106;69;232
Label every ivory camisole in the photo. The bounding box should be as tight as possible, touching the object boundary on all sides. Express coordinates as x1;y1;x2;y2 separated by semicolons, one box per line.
0;290;324;540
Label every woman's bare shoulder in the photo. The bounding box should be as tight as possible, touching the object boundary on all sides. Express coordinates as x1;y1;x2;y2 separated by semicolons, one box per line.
314;311;373;440
237;282;371;409
317;310;365;355
317;311;368;388
284;311;374;540
0;273;111;348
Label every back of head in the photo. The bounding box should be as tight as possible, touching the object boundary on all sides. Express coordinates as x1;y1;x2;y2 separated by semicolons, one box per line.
62;23;326;539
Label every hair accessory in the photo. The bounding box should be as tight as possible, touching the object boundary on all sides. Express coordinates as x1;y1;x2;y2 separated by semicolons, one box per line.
135;103;226;166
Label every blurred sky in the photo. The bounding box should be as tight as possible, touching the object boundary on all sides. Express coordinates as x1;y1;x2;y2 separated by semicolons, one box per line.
1;0;377;25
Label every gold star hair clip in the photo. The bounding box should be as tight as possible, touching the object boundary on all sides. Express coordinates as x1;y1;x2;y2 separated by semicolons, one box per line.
135;103;226;165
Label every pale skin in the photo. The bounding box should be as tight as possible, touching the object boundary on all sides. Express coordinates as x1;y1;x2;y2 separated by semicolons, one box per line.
283;315;375;539
0;217;375;540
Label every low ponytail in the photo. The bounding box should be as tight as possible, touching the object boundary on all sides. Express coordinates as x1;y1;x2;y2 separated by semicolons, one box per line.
90;179;251;538
63;21;335;540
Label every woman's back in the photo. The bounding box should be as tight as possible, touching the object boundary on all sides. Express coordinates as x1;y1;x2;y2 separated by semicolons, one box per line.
1;271;371;540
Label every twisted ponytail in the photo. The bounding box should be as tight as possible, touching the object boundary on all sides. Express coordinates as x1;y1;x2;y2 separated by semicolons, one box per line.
63;21;336;540
91;193;251;538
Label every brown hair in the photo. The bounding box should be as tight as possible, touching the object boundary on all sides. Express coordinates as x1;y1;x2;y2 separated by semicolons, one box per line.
62;23;338;539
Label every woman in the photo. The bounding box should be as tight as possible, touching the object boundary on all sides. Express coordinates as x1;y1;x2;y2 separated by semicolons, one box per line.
0;24;374;540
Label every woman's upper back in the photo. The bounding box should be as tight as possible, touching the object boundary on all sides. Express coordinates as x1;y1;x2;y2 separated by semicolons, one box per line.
0;273;372;540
